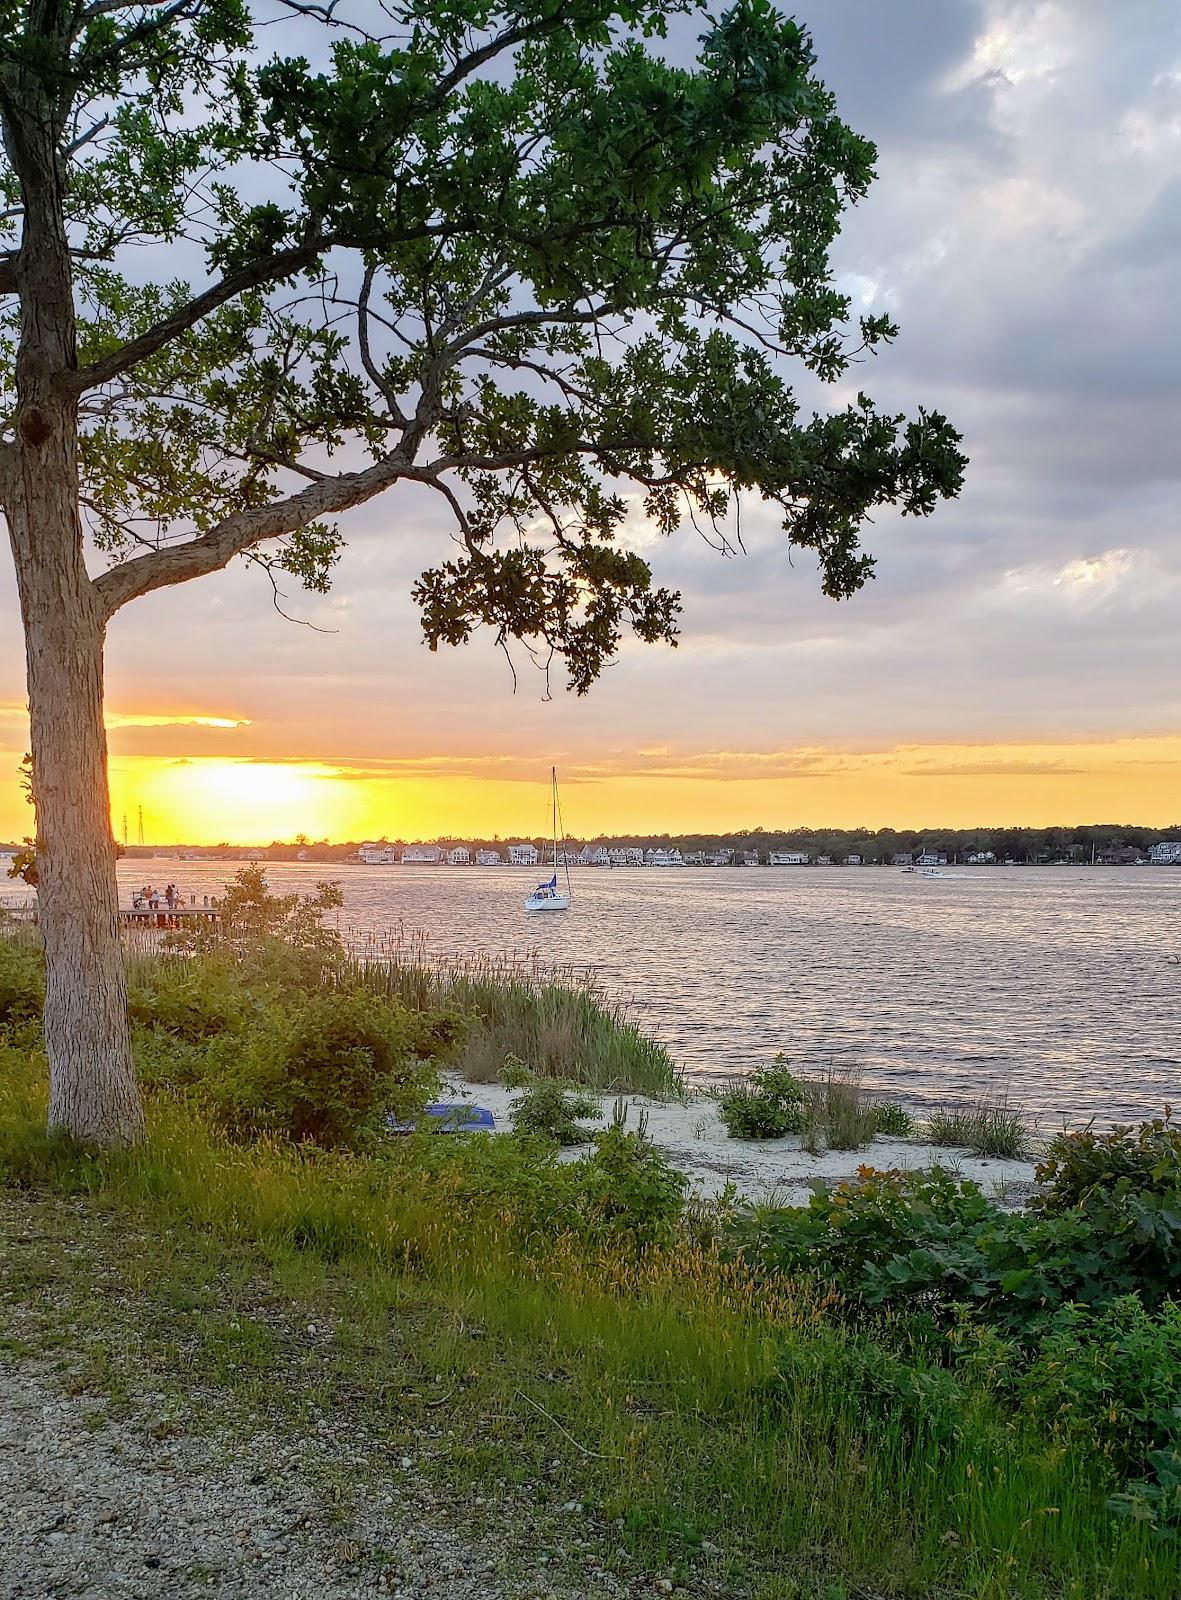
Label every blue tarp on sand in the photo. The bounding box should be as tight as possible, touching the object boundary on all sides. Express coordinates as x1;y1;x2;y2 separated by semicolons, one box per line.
385;1102;496;1135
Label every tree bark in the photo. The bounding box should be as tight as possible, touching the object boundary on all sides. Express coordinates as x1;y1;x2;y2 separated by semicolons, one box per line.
8;512;143;1148
1;36;144;1147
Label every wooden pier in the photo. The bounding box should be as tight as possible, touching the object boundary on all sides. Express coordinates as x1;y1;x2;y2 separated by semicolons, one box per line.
120;903;223;930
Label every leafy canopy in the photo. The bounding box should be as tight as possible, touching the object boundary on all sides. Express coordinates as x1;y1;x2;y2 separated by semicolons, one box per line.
0;0;965;688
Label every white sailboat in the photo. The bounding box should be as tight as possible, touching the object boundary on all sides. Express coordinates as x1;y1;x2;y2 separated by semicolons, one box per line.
525;767;572;913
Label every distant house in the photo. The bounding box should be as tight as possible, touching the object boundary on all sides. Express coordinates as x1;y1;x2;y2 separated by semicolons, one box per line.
508;843;539;866
608;847;644;866
644;848;683;866
296;849;309;862
845;854;862;866
892;853;914;866
768;851;808;866
475;849;502;865
966;850;996;865
742;851;760;867
402;844;442;864
1149;841;1181;865
578;846;610;866
358;842;399;865
683;851;706;866
916;852;947;867
708;848;734;866
816;855;833;866
448;847;471;865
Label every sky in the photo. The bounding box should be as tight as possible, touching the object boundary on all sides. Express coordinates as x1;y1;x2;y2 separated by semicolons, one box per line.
3;0;1181;844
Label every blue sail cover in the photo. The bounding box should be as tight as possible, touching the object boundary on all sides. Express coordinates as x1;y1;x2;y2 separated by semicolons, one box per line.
536;873;558;891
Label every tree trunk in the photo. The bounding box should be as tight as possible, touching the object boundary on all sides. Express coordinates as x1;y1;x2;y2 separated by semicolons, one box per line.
10;532;143;1148
1;42;144;1147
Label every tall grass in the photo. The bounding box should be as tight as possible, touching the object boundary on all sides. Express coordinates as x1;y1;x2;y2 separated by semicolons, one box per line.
339;928;680;1097
926;1097;1033;1159
0;1044;1174;1599
802;1065;878;1153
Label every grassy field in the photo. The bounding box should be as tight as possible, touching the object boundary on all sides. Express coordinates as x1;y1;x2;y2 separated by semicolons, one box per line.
2;1043;1177;1600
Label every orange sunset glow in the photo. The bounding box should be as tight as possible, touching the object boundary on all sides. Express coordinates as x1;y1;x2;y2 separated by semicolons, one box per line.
4;722;1180;845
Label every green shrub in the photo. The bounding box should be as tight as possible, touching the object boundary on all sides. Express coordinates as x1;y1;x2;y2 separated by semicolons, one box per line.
575;1106;687;1241
730;1133;1181;1335
716;1057;806;1139
127;955;252;1042
873;1101;914;1137
509;1079;601;1145
1035;1114;1181;1211
0;938;43;1035
138;988;459;1148
959;1297;1181;1539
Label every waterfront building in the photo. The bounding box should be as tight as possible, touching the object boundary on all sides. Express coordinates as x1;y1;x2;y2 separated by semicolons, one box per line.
358;842;399;865
846;854;862;866
916;852;948;867
768;851;809;866
402;844;442;864
608;847;644;866
742;851;760;866
892;852;914;866
475;849;502;865
966;851;997;864
508;843;539;866
577;846;610;866
708;849;734;866
644;848;683;866
1149;841;1181;864
683;851;707;866
448;847;471;865
816;855;833;866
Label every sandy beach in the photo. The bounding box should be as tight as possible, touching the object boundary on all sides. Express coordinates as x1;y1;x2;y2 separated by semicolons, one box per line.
443;1075;1040;1205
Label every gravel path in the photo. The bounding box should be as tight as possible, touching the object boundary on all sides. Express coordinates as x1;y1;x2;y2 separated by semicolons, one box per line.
0;1361;565;1600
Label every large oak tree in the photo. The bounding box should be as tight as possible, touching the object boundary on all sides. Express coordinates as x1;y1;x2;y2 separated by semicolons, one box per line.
0;0;964;1146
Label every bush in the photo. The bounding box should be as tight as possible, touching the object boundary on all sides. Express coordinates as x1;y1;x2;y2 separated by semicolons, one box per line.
873;1101;914;1137
138;987;460;1148
716;1058;806;1139
0;938;43;1035
575;1106;687;1241
730;1127;1181;1336
509;1079;601;1145
1035;1114;1181;1211
959;1297;1181;1539
127;955;252;1042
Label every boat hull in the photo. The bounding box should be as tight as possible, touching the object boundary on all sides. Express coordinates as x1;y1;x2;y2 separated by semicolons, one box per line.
525;894;570;912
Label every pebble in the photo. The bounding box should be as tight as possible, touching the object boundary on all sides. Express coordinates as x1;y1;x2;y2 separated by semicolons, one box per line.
0;1361;595;1599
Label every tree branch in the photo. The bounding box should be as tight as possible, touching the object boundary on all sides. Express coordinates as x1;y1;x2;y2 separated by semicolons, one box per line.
68;237;334;392
93;447;420;616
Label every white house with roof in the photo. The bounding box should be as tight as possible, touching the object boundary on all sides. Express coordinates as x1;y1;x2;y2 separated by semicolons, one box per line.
357;843;398;864
769;851;808;865
846;854;862;866
644;848;683;866
1149;841;1181;864
402;844;442;864
475;848;502;865
508;843;539;866
447;847;471;865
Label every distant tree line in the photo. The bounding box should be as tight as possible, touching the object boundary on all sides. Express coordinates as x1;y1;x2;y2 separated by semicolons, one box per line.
56;823;1181;866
